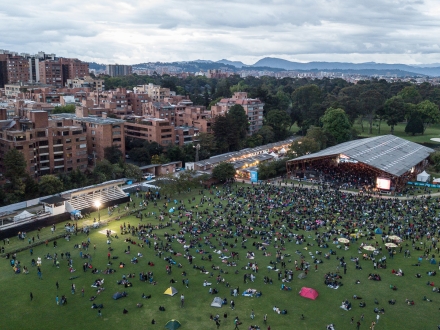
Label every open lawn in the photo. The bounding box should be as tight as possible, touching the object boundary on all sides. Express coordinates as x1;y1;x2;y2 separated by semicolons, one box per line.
0;185;439;330
353;121;440;146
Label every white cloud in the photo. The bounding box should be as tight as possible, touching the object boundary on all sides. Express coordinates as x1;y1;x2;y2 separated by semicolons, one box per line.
0;0;440;64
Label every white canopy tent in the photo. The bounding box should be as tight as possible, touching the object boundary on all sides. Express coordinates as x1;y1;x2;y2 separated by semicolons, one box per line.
211;297;223;308
13;210;35;222
417;170;430;182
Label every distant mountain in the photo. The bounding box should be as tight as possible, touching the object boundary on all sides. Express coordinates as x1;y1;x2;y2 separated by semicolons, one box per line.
88;62;106;71
252;57;440;76
192;59;214;63
216;59;246;68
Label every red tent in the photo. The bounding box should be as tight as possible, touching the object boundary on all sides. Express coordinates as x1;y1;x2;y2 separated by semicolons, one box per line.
299;287;318;300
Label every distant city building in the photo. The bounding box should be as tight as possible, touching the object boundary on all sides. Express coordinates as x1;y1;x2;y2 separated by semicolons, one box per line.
106;64;132;77
66;76;104;91
0;50;88;87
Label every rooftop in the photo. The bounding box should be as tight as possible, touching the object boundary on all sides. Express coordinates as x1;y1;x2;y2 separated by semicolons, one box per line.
287;135;434;177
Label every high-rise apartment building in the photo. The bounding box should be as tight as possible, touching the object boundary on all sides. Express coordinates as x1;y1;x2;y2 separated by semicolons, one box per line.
6;55;30;84
39;60;63;86
211;92;264;135
0;110;88;178
106;64;132;77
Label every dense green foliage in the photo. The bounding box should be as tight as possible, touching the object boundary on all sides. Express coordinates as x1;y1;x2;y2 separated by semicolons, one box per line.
212;162;236;182
52;104;76;114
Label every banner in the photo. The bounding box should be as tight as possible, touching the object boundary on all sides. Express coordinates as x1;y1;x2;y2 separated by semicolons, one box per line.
250;171;258;183
407;181;440;188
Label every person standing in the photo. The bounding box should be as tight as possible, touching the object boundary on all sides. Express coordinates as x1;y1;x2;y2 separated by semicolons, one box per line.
264;314;267;324
56;281;59;290
215;319;220;329
56;295;59;305
376;314;380;324
180;294;184;308
30;292;33;301
234;317;239;330
356;321;361;330
81;287;85;297
98;309;102;317
250;310;255;320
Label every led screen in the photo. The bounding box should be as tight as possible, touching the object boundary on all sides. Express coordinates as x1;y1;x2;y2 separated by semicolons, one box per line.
376;177;391;190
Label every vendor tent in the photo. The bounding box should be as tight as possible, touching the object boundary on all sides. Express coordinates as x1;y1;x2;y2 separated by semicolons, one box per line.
164;287;178;296
211;297;223;308
165;320;181;330
299;287;319;300
374;228;383;234
417;170;430;182
13;211;34;222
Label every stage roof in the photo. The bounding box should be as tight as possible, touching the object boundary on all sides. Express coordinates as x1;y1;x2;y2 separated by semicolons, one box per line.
287;135;434;177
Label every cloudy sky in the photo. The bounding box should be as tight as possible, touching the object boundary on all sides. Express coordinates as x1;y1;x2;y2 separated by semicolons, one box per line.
1;0;440;65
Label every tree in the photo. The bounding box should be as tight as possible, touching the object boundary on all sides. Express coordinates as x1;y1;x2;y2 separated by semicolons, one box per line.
430;151;440;172
38;175;64;196
256;125;275;145
3;149;27;202
212;115;233;152
288;137;320;158
359;90;384;134
228;104;249;141
212;162;235;182
417;100;440;132
151;154;169;164
405;113;424;136
320;108;352;145
123;163;143;182
128;147;150;165
52;104;76;114
3;148;27;180
265;110;291;140
383;96;406;134
291;85;322;133
104;145;123;164
398;86;422;104
166;146;184;162
306;126;328;150
93;160;114;181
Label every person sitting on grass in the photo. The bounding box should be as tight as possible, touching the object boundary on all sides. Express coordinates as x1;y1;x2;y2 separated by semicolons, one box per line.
123;308;128;314
388;299;396;305
405;298;415;305
359;301;366;308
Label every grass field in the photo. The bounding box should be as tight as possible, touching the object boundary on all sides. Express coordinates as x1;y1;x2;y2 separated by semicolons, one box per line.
352;120;440;145
0;185;439;330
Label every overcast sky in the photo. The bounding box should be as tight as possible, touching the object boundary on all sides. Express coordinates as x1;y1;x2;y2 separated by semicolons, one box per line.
1;0;440;65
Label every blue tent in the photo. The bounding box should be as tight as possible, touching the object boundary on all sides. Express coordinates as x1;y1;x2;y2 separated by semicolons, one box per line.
374;228;383;234
430;258;437;265
169;208;174;213
112;292;127;300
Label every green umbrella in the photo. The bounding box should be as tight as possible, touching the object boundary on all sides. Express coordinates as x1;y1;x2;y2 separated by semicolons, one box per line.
165;319;181;330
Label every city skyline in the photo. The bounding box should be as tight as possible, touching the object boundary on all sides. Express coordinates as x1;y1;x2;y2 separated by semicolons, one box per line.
1;0;440;65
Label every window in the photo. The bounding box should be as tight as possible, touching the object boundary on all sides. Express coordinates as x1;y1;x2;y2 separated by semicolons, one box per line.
91;130;95;135
79;144;86;148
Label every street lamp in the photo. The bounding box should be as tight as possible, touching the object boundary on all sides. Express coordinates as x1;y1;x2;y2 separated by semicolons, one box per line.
194;144;201;162
94;201;101;221
193;132;201;163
